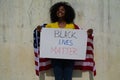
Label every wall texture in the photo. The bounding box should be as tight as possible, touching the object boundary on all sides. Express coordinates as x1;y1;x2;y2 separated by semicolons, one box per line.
0;0;120;80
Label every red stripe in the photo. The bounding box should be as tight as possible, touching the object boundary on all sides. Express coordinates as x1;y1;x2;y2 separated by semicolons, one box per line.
39;58;50;62
78;59;94;62
88;36;93;40
34;52;38;57
74;24;80;29
36;70;39;76
74;66;93;71
94;71;96;76
39;64;51;71
87;42;94;49
35;61;38;66
86;50;93;54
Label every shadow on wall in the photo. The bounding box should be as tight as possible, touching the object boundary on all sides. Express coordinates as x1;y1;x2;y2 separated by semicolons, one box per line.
40;69;94;80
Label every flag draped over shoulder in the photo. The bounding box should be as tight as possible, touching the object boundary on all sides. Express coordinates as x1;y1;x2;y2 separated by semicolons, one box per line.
33;24;96;77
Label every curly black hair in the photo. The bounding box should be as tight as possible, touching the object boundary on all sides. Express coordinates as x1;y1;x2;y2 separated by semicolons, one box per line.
50;2;75;23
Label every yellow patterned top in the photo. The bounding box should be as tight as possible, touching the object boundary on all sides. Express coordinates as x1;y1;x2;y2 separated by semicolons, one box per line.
46;22;75;29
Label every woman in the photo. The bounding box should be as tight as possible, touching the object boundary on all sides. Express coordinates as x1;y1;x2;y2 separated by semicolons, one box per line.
46;2;76;80
36;2;93;80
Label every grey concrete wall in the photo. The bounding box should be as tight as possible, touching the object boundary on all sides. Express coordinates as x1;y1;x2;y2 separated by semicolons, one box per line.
0;0;120;80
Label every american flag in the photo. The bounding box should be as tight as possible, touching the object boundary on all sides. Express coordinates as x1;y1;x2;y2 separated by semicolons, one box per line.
33;24;96;77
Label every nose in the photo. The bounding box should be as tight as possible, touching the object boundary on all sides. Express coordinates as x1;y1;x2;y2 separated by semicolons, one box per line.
58;6;65;12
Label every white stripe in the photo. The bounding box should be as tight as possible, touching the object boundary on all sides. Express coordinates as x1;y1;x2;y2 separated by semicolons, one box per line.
35;57;39;62
87;46;93;51
93;66;96;71
75;62;94;67
35;65;40;70
34;48;39;53
87;38;93;44
86;54;93;59
40;60;51;67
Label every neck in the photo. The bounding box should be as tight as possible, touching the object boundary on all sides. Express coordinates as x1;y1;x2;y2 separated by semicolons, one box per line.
58;21;66;28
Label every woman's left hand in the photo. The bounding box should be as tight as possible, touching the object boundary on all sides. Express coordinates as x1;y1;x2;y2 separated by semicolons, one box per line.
87;29;93;36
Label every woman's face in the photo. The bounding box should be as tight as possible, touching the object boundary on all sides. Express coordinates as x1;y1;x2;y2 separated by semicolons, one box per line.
56;6;65;18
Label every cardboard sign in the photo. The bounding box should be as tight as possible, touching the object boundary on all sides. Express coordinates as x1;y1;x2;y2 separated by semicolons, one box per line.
40;28;87;60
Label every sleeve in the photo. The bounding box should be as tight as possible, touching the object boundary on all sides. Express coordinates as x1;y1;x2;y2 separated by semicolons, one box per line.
46;23;51;28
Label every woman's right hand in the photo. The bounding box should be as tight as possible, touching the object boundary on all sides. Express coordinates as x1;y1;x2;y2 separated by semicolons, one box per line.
36;25;42;32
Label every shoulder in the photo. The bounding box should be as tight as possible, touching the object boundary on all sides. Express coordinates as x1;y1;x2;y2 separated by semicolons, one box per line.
46;22;57;28
74;24;80;29
46;23;52;28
